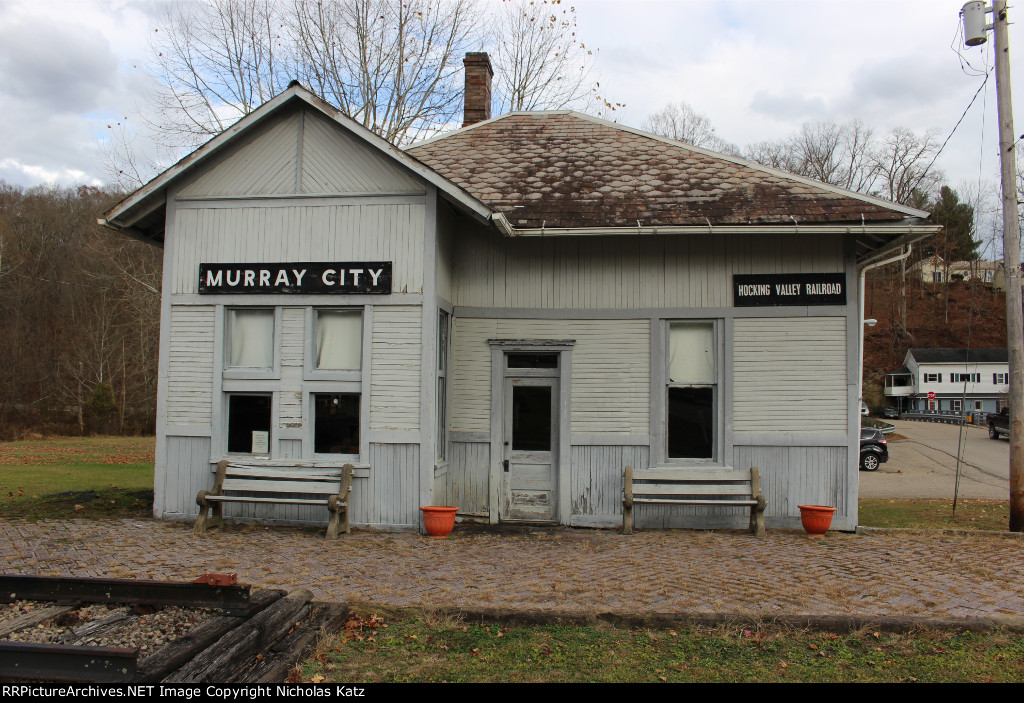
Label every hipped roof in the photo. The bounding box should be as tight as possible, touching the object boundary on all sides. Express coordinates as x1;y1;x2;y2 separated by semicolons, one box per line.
102;84;938;262
407;111;930;229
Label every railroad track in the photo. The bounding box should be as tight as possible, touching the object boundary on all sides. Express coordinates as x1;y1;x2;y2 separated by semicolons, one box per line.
0;575;346;683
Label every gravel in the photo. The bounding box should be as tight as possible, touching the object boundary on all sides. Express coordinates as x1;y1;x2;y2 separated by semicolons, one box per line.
1;600;217;654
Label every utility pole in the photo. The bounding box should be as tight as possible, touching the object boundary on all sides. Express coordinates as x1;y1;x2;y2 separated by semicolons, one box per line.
963;1;1024;530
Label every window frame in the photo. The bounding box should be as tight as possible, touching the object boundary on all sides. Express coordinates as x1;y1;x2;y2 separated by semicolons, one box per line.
309;390;362;461
304;307;365;382
223;307;281;380
224;391;274;457
656;319;722;465
436;309;451;462
924;372;941;383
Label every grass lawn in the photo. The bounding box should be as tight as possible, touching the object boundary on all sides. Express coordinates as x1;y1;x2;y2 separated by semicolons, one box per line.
297;612;1024;683
0;435;154;519
859;498;1011;531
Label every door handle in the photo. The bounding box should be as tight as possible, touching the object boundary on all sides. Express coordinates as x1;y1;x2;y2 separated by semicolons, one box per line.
503;459;509;472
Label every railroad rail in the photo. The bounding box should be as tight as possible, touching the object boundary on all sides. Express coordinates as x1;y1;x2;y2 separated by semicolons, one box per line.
0;574;339;683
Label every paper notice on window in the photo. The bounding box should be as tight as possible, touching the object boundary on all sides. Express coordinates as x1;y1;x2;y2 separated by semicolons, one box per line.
251;431;269;454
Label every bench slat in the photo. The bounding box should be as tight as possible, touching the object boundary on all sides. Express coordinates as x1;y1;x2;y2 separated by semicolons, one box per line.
206;496;333;505
221;478;342;494
633;498;758;506
632;468;752;482
631;484;751;496
223;466;344;480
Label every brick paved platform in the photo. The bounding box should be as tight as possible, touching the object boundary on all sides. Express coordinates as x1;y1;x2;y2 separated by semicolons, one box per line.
2;519;1022;621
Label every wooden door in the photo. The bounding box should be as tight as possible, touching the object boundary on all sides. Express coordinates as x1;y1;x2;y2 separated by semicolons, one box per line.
501;376;558;522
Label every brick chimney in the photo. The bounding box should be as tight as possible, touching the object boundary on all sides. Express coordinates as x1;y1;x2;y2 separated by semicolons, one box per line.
463;52;493;128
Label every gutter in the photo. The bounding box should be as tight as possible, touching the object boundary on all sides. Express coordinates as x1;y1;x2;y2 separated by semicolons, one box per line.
487;219;941;238
857;245;914;410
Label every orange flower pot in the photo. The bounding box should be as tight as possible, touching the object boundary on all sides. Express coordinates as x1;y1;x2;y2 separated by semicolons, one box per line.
420;506;458;538
798;505;837;535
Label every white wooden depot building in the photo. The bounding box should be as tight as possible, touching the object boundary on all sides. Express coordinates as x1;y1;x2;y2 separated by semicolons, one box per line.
101;56;938;532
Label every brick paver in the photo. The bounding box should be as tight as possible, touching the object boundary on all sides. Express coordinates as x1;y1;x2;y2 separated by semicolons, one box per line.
2;519;1023;620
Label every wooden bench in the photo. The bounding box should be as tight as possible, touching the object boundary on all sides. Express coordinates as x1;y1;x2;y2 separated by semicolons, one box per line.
622;466;766;536
195;461;353;539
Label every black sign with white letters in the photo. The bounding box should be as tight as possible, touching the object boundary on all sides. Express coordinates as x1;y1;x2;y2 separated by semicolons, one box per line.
198;262;392;294
734;273;846;307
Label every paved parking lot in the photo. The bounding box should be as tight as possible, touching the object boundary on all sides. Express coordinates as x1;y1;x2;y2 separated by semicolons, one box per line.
2;518;1022;621
860;419;1009;499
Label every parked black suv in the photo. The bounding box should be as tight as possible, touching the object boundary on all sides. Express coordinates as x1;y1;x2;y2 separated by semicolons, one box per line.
859;427;888;471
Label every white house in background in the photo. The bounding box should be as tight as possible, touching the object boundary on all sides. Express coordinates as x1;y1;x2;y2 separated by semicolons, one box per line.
97;54;939;533
909;254;946;283
884;348;1009;414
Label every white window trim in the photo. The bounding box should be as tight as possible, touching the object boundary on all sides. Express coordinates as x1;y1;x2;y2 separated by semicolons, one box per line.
303;307;364;382
307;388;362;463
223;307;282;380
653;318;724;466
223;391;275;458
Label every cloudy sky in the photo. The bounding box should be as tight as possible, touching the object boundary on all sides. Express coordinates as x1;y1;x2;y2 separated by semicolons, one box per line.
0;0;1018;210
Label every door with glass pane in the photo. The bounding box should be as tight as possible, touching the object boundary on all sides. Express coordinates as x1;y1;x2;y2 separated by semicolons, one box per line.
502;377;558;522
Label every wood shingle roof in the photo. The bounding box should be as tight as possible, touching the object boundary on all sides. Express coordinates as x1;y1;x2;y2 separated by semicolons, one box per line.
407;111;926;229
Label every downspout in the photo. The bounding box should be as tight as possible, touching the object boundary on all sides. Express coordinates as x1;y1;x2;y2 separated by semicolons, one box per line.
857;244;913;411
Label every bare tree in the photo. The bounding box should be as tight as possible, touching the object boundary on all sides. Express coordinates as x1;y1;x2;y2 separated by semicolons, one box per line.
744;120;877;192
292;0;482;145
642;102;739;155
491;0;597;114
872;127;942;206
149;0;294;149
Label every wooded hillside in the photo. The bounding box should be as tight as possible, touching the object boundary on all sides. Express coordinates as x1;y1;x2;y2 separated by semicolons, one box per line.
0;182;161;439
862;265;1008;408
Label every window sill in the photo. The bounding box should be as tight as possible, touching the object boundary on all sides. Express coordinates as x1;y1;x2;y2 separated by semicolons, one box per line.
652;460;734;470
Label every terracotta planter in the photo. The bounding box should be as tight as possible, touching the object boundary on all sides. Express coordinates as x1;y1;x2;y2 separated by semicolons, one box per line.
798;505;837;535
420;506;458;538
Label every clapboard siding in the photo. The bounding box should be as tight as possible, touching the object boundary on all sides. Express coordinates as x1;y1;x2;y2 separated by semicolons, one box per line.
732;317;848;433
732;445;849;520
279;308;306;429
453;231;845;308
438;442;490;515
167;306;215;426
351;444;420;527
301;111;423;194
178;112;300;198
170;204;424;295
570;445;650;518
450;318;650;435
370;306;422;432
161;435;213;517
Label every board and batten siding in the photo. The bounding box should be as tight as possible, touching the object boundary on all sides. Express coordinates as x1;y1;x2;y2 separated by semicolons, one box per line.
450;318;650;436
732;317;848;433
170;204;425;296
178;109;424;199
452;230;844;309
370;306;422;432
166;306;216;426
300;111;423;195
160;436;213;517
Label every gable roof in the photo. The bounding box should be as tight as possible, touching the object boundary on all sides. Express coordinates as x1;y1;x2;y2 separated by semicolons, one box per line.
909;348;1008;364
99;83;492;246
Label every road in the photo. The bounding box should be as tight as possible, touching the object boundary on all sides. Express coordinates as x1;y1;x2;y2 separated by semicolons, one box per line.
859;418;1010;499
